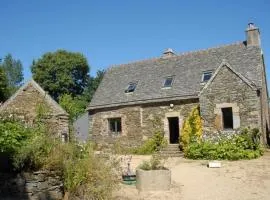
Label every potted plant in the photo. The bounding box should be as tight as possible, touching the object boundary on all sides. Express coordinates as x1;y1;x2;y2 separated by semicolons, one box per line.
136;155;171;191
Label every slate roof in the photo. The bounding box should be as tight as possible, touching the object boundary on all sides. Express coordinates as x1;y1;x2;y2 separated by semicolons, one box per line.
88;42;263;110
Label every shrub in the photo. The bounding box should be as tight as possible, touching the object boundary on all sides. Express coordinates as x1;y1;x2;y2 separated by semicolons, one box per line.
12;123;56;170
185;128;264;160
180;106;202;151
0;115;47;171
131;131;167;155
138;155;166;170
0;114;120;199
62;142;120;200
0;117;32;156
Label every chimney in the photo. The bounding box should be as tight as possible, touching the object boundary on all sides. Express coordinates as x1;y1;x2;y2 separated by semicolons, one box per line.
162;48;175;57
246;23;261;46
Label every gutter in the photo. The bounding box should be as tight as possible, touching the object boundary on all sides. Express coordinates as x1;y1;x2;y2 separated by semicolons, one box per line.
87;94;199;111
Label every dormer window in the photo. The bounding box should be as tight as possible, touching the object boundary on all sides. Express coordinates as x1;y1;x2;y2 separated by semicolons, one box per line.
163;76;174;88
125;82;137;93
202;71;212;82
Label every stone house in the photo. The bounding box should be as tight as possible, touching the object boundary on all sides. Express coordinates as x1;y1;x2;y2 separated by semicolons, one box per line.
87;23;269;147
0;79;69;139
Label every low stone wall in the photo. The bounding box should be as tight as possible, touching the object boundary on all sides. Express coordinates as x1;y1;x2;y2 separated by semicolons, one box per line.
136;169;171;191
0;171;63;200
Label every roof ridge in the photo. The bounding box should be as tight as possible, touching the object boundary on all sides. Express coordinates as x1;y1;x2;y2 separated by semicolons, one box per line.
177;41;244;56
0;79;69;116
107;41;244;71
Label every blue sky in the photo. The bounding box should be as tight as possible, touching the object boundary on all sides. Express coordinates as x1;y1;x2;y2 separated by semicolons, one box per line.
0;0;269;81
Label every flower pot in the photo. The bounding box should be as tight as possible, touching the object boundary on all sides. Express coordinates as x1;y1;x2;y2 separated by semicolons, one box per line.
136;169;171;191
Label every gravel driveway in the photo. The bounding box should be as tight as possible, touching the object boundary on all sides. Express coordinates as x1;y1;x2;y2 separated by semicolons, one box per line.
114;151;270;200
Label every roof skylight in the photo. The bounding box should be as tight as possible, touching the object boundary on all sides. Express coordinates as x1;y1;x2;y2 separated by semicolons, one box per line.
202;71;212;82
163;76;174;88
125;82;137;93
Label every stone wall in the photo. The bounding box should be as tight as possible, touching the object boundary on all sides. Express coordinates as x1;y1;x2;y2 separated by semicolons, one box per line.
0;171;63;200
200;66;261;135
90;99;198;147
260;55;270;144
0;82;69;137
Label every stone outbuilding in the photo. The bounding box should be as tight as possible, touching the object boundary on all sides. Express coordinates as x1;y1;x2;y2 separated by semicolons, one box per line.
87;23;269;147
0;79;69;139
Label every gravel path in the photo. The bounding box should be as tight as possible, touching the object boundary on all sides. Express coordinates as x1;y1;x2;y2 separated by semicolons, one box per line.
114;151;270;200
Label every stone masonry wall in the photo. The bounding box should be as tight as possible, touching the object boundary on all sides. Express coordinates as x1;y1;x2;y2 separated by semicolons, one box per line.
90;99;198;147
260;55;269;144
1;83;69;137
200;66;261;135
0;171;63;200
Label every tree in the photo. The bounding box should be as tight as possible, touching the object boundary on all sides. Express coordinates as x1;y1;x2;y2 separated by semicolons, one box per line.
0;54;24;96
0;67;9;102
59;94;86;121
59;70;105;120
31;50;89;101
82;70;105;102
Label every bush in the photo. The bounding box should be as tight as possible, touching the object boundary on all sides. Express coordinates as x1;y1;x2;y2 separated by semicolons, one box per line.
0;114;120;199
62;143;120;200
131;131;167;155
180;106;202;151
138;155;166;170
0;117;32;156
13;123;56;170
0;115;47;171
185;128;264;160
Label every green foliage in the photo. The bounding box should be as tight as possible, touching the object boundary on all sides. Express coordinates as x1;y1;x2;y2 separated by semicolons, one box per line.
0;116;32;156
185;128;264;160
0;114;53;171
35;102;51;121
31;50;89;100
131;131;168;155
0;67;9;101
0;115;120;199
62;143;119;199
59;70;105;120
138;155;166;170
180;106;202;152
59;94;86;120
13;124;55;170
82;70;105;103
0;54;24;96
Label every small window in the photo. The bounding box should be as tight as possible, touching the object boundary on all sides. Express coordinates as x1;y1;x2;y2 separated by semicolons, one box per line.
202;71;212;82
125;82;137;93
222;107;233;129
163;76;174;88
108;118;122;134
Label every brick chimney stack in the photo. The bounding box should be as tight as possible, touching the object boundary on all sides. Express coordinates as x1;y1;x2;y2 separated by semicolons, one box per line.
246;23;261;46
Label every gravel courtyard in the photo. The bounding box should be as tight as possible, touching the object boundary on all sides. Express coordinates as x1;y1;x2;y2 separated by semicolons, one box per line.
114;151;270;200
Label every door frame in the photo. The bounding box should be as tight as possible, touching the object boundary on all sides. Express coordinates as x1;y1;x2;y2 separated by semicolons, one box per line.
164;112;183;144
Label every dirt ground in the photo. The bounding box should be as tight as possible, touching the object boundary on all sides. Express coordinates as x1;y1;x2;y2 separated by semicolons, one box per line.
113;151;270;200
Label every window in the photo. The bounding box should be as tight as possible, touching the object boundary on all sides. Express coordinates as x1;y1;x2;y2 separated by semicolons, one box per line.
125;82;137;93
108;118;122;134
222;107;233;129
163;76;174;88
202;71;212;82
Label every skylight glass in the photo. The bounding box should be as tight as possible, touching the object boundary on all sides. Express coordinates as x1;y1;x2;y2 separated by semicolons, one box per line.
163;77;174;88
202;71;212;82
125;82;137;93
